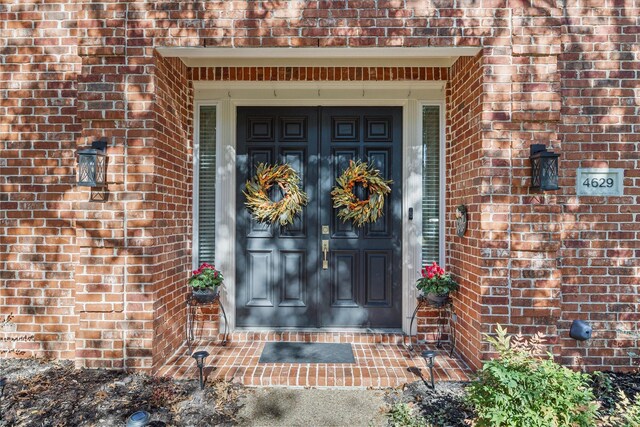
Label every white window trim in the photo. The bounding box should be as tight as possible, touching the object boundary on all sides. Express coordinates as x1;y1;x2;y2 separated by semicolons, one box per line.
192;83;447;334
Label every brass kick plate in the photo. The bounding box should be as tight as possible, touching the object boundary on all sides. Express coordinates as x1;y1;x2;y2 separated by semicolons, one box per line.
322;225;330;235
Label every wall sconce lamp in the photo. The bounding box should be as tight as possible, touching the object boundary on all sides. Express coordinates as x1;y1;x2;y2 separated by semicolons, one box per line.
530;144;560;191
77;138;108;187
192;350;210;390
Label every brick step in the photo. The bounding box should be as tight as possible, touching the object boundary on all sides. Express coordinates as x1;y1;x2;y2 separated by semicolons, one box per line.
226;330;409;345
160;340;471;387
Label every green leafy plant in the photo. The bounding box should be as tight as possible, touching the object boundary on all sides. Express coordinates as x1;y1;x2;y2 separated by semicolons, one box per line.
387;402;430;427
188;263;223;290
466;325;597;427
597;390;640;427
415;262;459;296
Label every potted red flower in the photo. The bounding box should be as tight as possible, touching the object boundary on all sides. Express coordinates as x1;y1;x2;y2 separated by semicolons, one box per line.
189;263;224;303
416;262;459;305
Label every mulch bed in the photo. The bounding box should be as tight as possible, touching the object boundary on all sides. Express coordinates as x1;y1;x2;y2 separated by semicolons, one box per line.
1;358;638;427
388;370;640;427
0;358;245;426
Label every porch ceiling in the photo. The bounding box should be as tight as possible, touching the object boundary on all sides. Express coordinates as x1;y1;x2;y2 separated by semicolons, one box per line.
156;47;481;67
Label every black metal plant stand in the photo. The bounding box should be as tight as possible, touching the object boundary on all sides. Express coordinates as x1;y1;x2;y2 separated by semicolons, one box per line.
406;294;456;357
186;293;228;354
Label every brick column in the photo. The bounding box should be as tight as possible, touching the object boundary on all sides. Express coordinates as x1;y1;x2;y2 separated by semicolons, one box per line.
477;3;564;362
74;1;155;370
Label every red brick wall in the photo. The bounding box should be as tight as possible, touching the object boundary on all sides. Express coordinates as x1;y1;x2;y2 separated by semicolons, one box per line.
1;0;638;373
1;0;80;360
189;67;449;81
151;54;193;372
444;54;485;369
557;2;639;371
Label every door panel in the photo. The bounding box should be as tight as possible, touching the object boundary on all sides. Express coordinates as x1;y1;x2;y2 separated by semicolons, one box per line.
236;106;402;328
236;107;319;327
247;251;273;306
319;107;402;328
280;251;306;307
364;251;392;306
331;251;359;307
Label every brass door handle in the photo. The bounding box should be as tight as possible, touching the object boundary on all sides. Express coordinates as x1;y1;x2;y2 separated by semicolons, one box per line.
322;240;329;270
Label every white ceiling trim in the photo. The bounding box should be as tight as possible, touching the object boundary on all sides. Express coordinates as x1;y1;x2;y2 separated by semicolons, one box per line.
158;46;480;59
157;47;480;67
193;81;446;90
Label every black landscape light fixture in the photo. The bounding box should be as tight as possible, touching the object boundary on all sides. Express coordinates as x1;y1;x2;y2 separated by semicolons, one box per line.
192;350;210;390
0;378;6;417
421;350;436;389
530;144;560;191
77;138;108;187
126;410;150;427
569;320;592;341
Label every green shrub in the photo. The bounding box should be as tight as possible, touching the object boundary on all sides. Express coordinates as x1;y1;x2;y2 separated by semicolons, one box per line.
466;325;597;427
387;402;430;427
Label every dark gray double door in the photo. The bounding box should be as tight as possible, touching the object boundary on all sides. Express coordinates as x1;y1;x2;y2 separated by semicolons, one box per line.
236;107;402;328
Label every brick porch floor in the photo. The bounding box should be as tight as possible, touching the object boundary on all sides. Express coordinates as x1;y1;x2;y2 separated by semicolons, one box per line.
158;331;471;387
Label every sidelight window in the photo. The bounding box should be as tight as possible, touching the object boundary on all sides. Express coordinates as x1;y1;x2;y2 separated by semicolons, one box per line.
421;106;441;265
196;105;217;265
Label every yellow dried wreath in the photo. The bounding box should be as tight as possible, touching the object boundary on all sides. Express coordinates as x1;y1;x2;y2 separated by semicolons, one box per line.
331;160;393;227
243;163;308;226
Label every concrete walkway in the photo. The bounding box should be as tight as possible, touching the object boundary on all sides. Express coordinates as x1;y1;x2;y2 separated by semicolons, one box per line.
237;388;389;426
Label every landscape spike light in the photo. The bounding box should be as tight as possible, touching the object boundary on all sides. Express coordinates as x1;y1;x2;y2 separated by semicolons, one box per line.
192;350;210;390
421;350;436;389
1;378;8;419
126;410;150;427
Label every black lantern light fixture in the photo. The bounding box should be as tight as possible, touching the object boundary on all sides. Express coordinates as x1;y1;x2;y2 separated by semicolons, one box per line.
421;350;436;389
77;138;108;187
192;350;210;390
530;144;559;191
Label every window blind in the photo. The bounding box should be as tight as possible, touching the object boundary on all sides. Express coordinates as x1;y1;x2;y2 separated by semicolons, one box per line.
198;106;216;264
422;106;440;264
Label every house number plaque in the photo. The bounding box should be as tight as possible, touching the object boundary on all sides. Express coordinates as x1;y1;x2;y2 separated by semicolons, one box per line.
576;168;624;197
